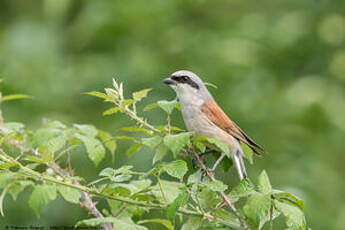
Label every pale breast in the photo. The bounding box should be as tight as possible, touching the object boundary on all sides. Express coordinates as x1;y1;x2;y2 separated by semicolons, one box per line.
180;101;236;149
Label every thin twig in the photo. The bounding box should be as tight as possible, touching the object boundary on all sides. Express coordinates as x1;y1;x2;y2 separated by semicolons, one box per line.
191;150;249;229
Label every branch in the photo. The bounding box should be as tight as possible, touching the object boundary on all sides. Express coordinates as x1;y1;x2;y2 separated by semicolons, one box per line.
0;150;244;230
191;150;249;229
4;133;113;229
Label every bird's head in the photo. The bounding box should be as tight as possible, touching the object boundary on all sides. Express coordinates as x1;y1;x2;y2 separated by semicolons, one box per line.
163;70;213;103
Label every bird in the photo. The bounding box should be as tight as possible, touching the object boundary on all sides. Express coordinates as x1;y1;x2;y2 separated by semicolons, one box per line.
163;70;264;180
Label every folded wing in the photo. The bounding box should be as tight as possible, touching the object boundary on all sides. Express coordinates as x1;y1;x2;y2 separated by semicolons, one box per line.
201;100;264;155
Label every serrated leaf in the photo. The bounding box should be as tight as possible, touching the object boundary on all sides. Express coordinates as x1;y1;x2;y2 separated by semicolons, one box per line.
74;124;98;137
163;132;193;156
103;107;122;116
76;134;105;166
157;100;179;115
228;178;256;200
29;185;57;218
166;189;189;222
241;142;254;164
243;192;271;229
76;216;148;230
57;185;81;204
206;180;228;192
138;219;173;230
163;160;188;180
126;144;142;156
85;91;113;101
133;88;152;101
2;94;31;102
142;136;162;149
152;144;168;165
275;200;306;230
258;170;272;194
32;128;66;153
143;103;159;112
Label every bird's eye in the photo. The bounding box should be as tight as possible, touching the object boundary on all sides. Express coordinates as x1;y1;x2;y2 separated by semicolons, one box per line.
181;76;188;81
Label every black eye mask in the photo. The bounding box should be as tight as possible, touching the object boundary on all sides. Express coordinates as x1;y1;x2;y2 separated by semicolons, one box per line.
171;75;200;90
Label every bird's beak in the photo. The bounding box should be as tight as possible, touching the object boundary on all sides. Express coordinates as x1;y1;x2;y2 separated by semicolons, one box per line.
163;77;175;85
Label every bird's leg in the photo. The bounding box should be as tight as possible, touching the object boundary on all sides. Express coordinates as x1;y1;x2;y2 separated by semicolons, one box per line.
208;152;226;172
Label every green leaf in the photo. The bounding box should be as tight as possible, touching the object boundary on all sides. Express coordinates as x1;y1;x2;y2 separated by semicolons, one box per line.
163;132;193;156
163;160;188;180
126;144;142;156
143;103;159;112
193;139;206;153
152;180;184;203
258;170;272;194
76;216;148;230
213;209;241;229
76;134;105;166
206;180;228;192
166;189;189;222
85;91;113;101
157;100;179;115
74;124;98;137
199;188;222;208
122;99;135;106
138;219;173;230
98;130;117;162
243;192;271;229
113;136;137;142
275;200;306;230
32;128;66;153
121;126;152;135
8;181;33;201
0;162;17;169
2;94;31;102
228;178;256;200
103;107;122;116
132;88;152;101
273;190;305;211
100;166;133;177
142;136;162;149
241;142;254;164
0;122;24;133
152;144;168;165
181;216;203;230
25;156;51;164
205;137;230;157
29;185;57;218
57;185;81;204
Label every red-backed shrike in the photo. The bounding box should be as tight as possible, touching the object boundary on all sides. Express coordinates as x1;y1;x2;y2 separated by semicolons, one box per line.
163;70;264;180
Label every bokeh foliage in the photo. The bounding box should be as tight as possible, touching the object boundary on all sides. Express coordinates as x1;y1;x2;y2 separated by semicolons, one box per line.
0;0;344;229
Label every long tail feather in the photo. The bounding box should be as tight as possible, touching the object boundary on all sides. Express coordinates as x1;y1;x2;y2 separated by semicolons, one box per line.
233;150;247;180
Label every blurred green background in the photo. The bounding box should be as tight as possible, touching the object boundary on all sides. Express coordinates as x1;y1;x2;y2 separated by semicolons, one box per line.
0;0;344;229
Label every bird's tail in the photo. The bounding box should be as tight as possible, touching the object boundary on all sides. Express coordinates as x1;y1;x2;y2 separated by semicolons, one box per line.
233;150;247;180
